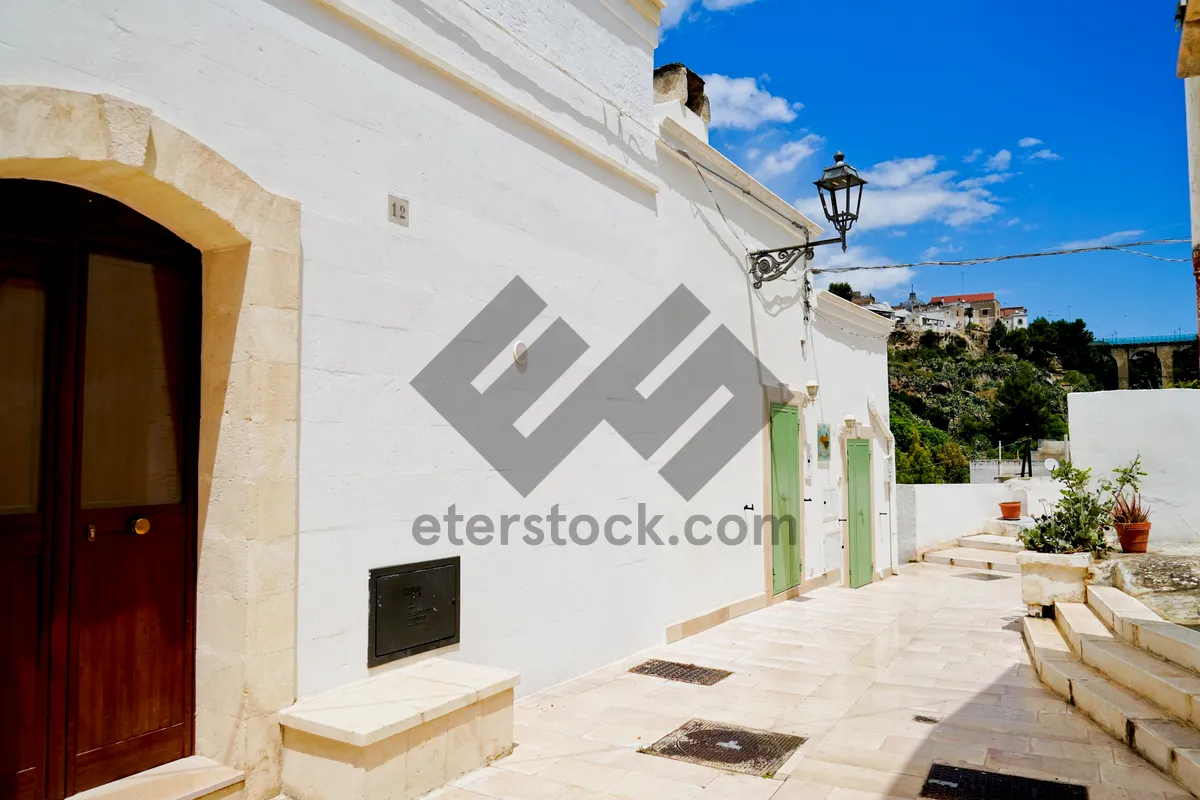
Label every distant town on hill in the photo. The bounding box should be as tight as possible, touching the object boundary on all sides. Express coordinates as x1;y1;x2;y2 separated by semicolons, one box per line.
826;282;1199;484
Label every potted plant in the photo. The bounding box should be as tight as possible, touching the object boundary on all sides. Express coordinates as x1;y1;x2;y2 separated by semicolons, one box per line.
1104;456;1151;553
999;500;1022;520
1017;461;1112;615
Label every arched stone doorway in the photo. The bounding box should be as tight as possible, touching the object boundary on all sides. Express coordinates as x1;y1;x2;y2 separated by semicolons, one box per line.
0;86;299;800
1;180;206;797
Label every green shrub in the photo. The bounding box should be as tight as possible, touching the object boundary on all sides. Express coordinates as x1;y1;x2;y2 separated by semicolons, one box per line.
933;440;970;484
1019;462;1112;557
897;435;939;484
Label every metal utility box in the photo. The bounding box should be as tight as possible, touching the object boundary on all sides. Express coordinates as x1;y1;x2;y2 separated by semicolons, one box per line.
368;556;460;667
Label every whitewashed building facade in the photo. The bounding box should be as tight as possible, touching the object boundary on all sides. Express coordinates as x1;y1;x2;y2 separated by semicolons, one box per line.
0;2;893;799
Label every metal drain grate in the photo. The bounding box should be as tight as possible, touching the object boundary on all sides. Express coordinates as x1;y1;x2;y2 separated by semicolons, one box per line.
920;764;1087;799
957;572;1012;581
629;659;732;686
639;719;805;777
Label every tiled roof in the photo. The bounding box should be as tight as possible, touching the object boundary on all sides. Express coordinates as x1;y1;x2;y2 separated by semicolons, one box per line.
929;292;996;304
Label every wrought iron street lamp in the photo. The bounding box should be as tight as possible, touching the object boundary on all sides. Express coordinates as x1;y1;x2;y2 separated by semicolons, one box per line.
748;151;868;288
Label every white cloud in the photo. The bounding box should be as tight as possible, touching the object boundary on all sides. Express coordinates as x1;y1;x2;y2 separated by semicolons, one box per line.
957;173;1011;190
701;74;802;130
985;149;1012;172
796;155;1002;233
812;245;914;294
1026;148;1063;161
753;134;825;180
1004;217;1022;227
1059;230;1144;249
1018;137;1043;148
921;237;961;261
662;0;691;28
863;155;939;188
963;148;983;164
662;0;763;28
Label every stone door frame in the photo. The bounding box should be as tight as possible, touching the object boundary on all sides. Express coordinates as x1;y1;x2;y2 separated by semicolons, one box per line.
0;85;300;800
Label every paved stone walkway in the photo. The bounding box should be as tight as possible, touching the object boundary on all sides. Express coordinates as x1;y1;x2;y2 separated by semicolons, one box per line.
432;563;1191;799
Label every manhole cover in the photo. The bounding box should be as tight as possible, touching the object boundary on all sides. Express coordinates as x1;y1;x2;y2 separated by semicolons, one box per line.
921;764;1087;799
957;572;1012;581
639;719;805;777
629;659;732;686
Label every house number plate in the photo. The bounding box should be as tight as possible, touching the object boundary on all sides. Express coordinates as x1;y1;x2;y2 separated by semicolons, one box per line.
388;194;410;227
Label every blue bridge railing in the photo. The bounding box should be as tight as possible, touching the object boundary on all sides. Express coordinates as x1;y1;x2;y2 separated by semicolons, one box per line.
1095;334;1198;346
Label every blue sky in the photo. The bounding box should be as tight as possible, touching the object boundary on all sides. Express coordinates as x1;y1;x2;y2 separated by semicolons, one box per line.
656;1;1192;338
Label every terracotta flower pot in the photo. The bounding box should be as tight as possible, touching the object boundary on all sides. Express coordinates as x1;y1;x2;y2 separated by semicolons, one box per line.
1116;522;1151;554
999;501;1022;520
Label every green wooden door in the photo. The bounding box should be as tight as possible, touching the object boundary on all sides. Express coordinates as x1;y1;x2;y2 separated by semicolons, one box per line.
770;403;802;593
847;438;873;589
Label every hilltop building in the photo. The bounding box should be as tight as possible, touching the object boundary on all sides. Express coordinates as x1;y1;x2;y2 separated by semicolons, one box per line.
1000;306;1029;329
893;290;1018;331
929;292;1003;328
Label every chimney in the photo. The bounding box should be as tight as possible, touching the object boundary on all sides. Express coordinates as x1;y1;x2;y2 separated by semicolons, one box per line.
653;63;711;126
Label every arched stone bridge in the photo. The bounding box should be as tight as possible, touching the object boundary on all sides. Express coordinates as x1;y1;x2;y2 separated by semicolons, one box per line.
1097;334;1199;388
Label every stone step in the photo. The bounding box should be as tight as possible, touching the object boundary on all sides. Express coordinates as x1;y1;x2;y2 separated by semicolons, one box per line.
1022;616;1200;796
1054;602;1114;654
70;756;242;800
1057;601;1200;726
979;517;1034;538
1088;585;1200;676
1082;637;1200;728
956;533;1024;553
922;547;1020;573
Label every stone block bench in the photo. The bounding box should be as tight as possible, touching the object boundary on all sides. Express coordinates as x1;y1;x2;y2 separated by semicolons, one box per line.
278;658;519;800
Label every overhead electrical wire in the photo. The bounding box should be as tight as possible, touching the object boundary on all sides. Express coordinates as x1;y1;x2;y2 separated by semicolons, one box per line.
813;238;1191;275
672;144;1190;292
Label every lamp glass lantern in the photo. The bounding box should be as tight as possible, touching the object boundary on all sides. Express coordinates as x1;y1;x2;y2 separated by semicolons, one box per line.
814;151;868;251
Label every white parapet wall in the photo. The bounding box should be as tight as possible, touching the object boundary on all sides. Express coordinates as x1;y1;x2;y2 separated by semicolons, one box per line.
1069;389;1200;544
896;483;1014;562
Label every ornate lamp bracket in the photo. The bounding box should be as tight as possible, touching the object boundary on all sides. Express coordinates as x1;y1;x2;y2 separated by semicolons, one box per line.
748;246;813;289
747;234;845;289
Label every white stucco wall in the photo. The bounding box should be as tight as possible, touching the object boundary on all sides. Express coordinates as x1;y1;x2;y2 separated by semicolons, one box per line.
806;317;895;580
653;105;894;619
2;0;894;701
1069;390;1200;544
895;483;1012;562
1;0;666;698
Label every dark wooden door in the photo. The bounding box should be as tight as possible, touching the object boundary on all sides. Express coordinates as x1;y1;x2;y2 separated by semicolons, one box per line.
0;238;57;800
0;181;199;800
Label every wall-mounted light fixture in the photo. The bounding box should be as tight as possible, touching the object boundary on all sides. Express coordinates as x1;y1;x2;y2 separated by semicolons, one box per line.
843;414;857;431
749;152;868;288
798;380;819;407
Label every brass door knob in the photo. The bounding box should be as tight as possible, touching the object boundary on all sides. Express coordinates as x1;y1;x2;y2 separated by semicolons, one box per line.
129;518;151;535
